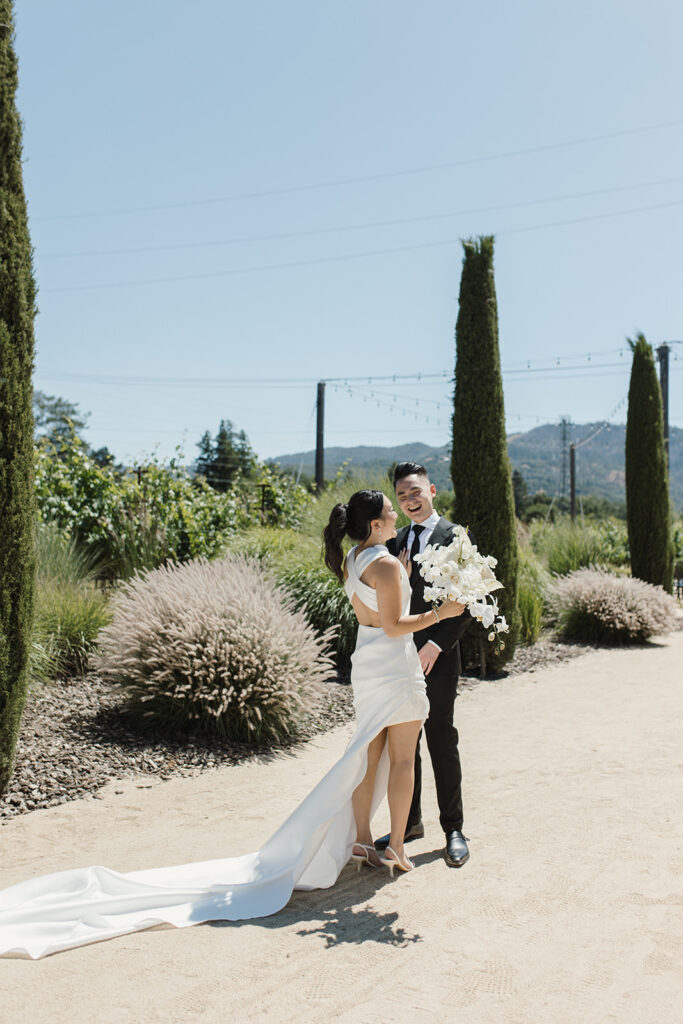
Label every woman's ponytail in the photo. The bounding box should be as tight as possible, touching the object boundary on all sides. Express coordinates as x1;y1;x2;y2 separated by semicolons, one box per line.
322;489;385;581
323;503;348;581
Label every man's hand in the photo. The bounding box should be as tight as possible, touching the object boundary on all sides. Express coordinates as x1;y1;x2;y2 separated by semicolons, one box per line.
398;548;412;577
419;642;440;676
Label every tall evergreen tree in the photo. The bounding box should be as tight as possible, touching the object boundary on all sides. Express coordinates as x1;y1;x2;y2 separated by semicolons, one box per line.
512;468;528;519
0;4;37;794
451;237;520;667
195;430;215;480
33;389;89;450
625;333;673;592
195;420;256;491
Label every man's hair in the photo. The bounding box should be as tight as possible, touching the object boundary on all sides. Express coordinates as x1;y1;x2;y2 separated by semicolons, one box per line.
393;461;429;487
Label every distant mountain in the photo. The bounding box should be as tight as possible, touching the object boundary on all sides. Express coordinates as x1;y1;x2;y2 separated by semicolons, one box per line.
272;442;453;491
272;422;683;509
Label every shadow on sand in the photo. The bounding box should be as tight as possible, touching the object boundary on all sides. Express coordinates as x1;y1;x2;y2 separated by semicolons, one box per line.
206;848;444;948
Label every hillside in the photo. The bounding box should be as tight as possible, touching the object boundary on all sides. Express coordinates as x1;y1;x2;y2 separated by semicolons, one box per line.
272;422;683;509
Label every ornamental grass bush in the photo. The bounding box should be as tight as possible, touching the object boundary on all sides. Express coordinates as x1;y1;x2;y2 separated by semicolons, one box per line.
529;519;626;576
548;567;676;644
31;522;111;681
96;554;334;743
517;549;549;645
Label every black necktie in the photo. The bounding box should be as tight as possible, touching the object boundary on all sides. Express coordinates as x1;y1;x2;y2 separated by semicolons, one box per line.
409;524;424;563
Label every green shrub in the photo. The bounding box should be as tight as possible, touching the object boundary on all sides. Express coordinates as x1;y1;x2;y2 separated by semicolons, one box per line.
517;580;543;645
517;551;549;645
299;472;396;540
34;519;91;587
433;491;454;519
278;563;358;672
31;522;111;681
33;581;111;679
529;519;628;576
224;525;321;572
548;567;676;644
225;528;356;670
96;555;334;743
34;438;313;579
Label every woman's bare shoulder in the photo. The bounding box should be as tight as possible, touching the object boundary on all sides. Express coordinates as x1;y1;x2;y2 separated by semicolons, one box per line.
369;552;401;582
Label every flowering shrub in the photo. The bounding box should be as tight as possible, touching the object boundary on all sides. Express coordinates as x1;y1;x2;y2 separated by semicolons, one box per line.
548;567;677;644
96;555;334;742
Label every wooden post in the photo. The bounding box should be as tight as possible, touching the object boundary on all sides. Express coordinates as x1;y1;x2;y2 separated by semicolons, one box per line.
315;381;325;493
569;444;576;522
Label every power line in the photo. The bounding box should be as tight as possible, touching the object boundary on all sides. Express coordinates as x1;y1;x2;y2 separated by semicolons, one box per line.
43;195;683;293
40;174;683;260
34;354;633;390
32;118;683;223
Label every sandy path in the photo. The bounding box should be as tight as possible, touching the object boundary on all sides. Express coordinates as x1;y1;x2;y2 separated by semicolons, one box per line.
1;632;681;1023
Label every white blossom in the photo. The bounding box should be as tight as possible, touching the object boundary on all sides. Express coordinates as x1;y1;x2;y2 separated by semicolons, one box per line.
415;531;507;646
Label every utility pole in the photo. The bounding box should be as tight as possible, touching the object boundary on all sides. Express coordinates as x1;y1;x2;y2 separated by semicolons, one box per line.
656;343;670;471
569;443;576;522
315;381;325;493
559;416;570;497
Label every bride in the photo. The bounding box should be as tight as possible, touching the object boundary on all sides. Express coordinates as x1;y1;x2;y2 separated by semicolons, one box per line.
0;489;464;959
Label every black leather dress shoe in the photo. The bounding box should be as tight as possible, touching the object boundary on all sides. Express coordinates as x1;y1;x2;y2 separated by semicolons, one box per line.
444;830;469;867
374;821;424;851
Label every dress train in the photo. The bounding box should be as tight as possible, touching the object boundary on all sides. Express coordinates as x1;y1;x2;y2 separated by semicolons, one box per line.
0;545;427;958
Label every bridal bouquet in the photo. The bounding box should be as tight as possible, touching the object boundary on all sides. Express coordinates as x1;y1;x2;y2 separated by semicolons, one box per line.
413;525;509;651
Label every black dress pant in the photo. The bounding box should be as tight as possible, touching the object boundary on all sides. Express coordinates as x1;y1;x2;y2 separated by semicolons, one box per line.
408;643;463;833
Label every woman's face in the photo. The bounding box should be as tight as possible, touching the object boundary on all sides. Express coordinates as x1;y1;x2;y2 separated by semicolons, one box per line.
378;494;398;539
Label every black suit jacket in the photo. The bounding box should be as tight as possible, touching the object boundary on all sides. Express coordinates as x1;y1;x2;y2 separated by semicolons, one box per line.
387;517;474;660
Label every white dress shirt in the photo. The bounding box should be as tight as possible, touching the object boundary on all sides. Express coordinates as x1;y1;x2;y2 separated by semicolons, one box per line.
406;510;442;652
407;510;441;555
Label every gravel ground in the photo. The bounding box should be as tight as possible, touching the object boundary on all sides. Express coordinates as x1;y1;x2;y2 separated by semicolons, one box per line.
0;638;590;822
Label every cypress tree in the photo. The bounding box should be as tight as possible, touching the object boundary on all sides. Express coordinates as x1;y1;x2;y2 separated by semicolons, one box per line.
625;333;673;592
0;3;37;794
451;236;520;667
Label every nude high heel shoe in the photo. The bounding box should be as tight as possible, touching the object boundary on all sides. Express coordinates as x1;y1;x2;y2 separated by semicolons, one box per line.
379;846;414;876
351;843;381;871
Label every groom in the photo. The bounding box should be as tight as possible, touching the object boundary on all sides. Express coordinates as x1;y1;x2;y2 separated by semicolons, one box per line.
376;461;473;867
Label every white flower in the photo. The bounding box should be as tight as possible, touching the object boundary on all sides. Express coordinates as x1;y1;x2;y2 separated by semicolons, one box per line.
415;531;505;643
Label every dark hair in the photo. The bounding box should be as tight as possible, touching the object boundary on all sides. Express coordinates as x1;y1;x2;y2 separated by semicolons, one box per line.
323;489;385;581
393;461;429;487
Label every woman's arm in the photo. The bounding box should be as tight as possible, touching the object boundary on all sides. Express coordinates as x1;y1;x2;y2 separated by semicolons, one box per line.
372;558;464;638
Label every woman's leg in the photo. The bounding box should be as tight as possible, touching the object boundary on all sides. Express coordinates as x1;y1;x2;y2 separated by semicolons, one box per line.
352;728;387;849
386;720;423;859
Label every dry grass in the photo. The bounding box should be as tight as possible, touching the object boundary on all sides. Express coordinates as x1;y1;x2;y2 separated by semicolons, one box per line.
96;554;335;743
548;567;677;644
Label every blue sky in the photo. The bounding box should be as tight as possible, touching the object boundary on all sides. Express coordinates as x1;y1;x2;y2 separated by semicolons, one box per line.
14;0;683;464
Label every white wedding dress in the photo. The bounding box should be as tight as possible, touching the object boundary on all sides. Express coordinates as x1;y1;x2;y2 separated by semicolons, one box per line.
0;545;427;959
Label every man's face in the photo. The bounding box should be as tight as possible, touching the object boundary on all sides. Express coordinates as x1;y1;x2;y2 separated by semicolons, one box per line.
394;473;436;524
